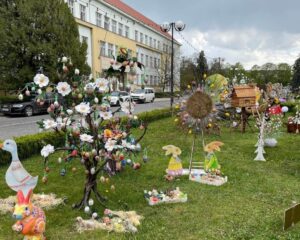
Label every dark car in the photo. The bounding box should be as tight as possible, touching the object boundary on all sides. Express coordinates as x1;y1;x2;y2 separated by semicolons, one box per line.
0;93;63;117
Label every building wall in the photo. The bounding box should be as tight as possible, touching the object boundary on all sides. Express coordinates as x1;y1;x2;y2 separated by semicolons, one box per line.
65;0;181;91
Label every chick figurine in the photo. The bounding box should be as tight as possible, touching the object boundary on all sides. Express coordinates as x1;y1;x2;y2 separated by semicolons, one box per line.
163;145;183;176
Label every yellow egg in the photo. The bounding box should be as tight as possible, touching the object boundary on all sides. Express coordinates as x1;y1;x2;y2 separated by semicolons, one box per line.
188;129;192;134
225;112;230;117
207;123;212;128
187;85;191;89
174;118;179;122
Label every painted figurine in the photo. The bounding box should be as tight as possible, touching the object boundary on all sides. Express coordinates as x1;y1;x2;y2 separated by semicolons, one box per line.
162;145;183;176
0;139;38;196
204;141;224;174
12;189;46;240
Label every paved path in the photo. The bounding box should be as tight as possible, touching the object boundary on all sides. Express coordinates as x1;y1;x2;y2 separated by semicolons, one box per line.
0;98;174;139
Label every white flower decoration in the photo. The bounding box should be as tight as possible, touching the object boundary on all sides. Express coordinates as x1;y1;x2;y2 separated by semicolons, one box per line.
80;134;94;143
43;119;58;130
105;138;117;152
95;78;109;93
41;144;55;158
75;102;91;116
57;82;71;96
34;74;49;88
121;101;134;114
75;68;80;75
99;111;112;120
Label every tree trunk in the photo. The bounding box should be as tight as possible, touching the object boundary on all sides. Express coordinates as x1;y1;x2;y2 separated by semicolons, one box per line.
73;172;107;209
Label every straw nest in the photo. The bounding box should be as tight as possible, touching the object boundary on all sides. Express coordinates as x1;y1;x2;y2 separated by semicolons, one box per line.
186;91;213;119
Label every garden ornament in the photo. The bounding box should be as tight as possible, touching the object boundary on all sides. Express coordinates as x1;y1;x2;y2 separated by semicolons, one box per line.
162;145;183;176
12;189;46;240
0;139;38;196
204;141;224;172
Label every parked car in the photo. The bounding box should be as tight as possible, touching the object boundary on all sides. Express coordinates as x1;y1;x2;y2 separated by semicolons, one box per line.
131;88;155;103
0;93;63;117
103;91;131;106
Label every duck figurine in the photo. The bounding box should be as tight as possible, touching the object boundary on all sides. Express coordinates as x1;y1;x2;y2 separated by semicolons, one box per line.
0;139;38;196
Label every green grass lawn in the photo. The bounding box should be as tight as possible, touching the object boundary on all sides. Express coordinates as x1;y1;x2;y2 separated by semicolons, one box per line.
1;117;300;239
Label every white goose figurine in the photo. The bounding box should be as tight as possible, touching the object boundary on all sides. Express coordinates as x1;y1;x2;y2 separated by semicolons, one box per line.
0;139;38;196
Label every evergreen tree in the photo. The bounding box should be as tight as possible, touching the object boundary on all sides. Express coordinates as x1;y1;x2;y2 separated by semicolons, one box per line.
196;51;208;83
292;57;300;90
0;0;90;89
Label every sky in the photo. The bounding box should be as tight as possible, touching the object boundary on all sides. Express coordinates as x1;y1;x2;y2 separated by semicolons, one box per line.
123;0;300;69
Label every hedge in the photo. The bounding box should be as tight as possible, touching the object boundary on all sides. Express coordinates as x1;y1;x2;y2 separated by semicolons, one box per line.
155;91;181;98
0;108;173;166
0;95;18;104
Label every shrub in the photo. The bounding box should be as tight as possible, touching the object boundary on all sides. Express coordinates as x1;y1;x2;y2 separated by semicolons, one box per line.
0;108;173;166
155;91;181;98
280;101;298;113
0;95;17;104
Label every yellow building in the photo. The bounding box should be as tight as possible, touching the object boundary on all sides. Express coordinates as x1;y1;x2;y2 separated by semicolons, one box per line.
66;0;181;91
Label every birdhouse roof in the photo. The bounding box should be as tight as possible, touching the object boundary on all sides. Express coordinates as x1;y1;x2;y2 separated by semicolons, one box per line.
233;85;256;98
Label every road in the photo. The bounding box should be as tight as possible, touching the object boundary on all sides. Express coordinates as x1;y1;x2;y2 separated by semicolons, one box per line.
0;98;174;139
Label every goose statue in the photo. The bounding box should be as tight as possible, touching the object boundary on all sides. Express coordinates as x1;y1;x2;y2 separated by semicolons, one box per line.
0;139;38;196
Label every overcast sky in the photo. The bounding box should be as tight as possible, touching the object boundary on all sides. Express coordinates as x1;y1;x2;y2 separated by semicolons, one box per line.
124;0;300;69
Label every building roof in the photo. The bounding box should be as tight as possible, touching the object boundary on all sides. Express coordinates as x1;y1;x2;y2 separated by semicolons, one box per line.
103;0;175;42
233;85;257;98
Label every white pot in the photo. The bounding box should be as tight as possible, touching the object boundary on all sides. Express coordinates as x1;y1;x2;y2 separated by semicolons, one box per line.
264;138;277;147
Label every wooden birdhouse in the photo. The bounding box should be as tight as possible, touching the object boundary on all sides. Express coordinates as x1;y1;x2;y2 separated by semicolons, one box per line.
231;85;257;108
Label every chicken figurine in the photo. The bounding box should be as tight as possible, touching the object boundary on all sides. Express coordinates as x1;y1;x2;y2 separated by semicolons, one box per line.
0;139;38;196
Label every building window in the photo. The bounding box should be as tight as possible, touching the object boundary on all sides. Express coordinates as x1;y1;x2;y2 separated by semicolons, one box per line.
154;58;157;68
111;20;117;33
128;49;132;58
81;36;88;43
100;41;106;56
125;26;129;38
96;12;102;27
154;76;157;85
158;59;161;68
149;37;152;47
145;35;148;45
141;54;144;64
108;43;114;57
150;56;153;68
140;33;144;43
118;23;123;36
158;41;161;50
68;0;74;14
104;16;110;30
153;39;157;49
136;52;139;60
145;55;149;67
150;75;153;85
115;45;119;55
80;4;86;21
135;31;138;41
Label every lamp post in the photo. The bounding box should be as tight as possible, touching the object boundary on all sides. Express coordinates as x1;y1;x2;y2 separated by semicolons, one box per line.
160;21;185;110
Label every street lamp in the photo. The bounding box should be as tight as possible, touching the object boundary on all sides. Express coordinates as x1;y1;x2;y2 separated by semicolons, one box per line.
160;20;185;110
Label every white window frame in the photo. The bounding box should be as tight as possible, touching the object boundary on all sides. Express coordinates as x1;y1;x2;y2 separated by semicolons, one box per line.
104;16;110;30
108;43;114;57
96;12;102;27
100;41;106;57
125;26;129;38
80;4;86;21
118;23;123;36
68;0;74;14
112;20;117;33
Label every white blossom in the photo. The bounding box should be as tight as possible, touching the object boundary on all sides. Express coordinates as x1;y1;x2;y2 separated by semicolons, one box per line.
121;101;134;114
57;82;71;96
95;78;109;93
105;138;117;152
41;144;55;158
43;119;58;130
75;102;91;116
34;74;49;88
80;134;94;143
99;111;112;120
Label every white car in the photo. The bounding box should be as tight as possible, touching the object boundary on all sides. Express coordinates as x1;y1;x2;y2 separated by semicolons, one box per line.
103;91;131;106
131;88;155;103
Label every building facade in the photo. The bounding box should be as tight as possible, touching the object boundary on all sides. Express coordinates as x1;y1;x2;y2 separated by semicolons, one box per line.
65;0;181;91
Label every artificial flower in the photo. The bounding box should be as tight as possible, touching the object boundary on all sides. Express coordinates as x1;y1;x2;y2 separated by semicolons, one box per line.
104;129;113;138
95;78;109;93
57;82;71;96
41;144;55;158
34;74;49;88
121;101;134;114
75;102;91;116
100;111;113;120
80;134;94;143
43;119;58;130
105;138;117;152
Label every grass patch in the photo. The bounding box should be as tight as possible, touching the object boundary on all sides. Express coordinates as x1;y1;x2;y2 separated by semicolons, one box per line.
1;117;300;239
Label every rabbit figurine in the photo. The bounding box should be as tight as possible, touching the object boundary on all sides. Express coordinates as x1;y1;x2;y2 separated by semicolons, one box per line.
12;189;46;240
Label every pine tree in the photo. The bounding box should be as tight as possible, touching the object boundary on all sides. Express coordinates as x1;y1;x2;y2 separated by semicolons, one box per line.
0;0;90;89
196;50;208;84
292;57;300;90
